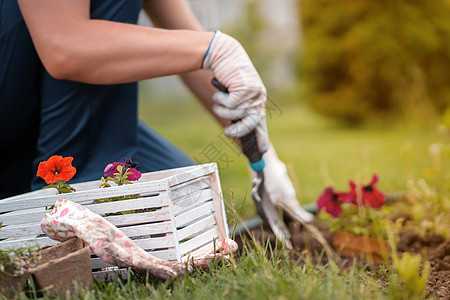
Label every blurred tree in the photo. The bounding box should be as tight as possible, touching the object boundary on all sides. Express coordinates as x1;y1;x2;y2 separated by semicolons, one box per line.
297;0;450;125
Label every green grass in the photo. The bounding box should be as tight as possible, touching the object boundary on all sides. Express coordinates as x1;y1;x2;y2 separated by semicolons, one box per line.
12;243;390;300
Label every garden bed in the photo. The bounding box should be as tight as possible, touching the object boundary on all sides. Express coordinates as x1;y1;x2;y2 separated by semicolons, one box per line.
234;223;449;299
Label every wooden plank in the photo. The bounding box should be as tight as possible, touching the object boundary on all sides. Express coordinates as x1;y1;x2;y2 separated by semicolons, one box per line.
209;170;229;238
174;201;215;228
178;227;219;256
168;164;217;187
181;243;216;262
0;181;168;213
0;197;170;227
85;195;169;215
139;165;199;182
177;215;216;241
172;189;213;215
0;207;49;226
119;222;174;238
0;236;58;250
133;234;176;250
170;176;210;200
0;223;43;240
0;231;177;252
104;208;171;227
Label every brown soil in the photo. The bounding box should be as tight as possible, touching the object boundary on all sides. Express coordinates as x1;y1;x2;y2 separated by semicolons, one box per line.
234;223;450;299
397;231;450;299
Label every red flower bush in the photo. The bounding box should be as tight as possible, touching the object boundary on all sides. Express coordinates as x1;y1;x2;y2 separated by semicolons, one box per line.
37;155;76;184
317;174;386;217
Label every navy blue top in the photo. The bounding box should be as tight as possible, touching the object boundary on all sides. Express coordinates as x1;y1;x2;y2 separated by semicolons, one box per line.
0;0;194;198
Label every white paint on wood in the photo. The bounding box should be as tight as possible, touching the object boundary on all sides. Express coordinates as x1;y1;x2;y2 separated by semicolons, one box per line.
178;227;219;256
119;221;174;238
174;201;215;228
209;170;229;238
133;234;177;250
172;189;213;215
170;176;210;200
177;214;216;241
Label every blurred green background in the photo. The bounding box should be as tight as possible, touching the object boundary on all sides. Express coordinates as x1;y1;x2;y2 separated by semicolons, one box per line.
138;0;450;221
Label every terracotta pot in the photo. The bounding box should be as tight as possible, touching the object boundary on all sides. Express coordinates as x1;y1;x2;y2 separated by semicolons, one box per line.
0;265;30;298
29;238;92;294
333;231;389;262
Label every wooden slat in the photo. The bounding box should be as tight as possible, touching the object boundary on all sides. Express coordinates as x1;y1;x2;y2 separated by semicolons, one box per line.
0;197;170;227
174;201;215;228
0;223;43;239
119;222;174;238
0;181;168;213
86;195;168;215
167;164;216;187
0;236;58;250
170;176;210;200
104;208;171;227
178;227;219;256
209;170;229;238
0;231;177;252
177;215;216;241
139;165;199;182
133;234;176;250
172;189;213;215
181;243;216;262
0;207;49;226
0;208;173;240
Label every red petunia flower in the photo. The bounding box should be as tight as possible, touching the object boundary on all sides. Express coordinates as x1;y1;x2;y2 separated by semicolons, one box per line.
317;187;349;217
37;155;76;184
348;174;386;208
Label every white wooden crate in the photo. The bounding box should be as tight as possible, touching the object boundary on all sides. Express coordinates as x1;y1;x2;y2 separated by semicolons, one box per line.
0;163;229;276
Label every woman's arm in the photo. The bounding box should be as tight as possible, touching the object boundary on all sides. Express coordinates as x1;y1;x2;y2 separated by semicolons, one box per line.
18;0;213;84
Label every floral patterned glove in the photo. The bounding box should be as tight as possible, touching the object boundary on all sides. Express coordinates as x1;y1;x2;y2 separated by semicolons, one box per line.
41;199;237;279
202;30;269;153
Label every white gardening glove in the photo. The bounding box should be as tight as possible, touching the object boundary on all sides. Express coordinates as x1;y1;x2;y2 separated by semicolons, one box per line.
252;144;315;223
202;30;268;153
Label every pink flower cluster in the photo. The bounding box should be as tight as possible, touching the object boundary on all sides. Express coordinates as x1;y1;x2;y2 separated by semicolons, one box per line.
104;162;141;181
317;174;386;217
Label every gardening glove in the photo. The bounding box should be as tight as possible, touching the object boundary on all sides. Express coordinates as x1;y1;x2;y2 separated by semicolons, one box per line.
202;30;269;153
252;144;315;223
40;199;237;280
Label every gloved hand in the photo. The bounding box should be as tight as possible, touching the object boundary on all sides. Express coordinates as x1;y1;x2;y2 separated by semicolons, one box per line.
202;30;268;153
252;144;315;223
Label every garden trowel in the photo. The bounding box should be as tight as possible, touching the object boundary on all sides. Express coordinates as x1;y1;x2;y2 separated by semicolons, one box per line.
212;78;292;249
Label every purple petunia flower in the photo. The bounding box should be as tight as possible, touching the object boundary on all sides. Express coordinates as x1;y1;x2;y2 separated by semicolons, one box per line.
103;159;141;182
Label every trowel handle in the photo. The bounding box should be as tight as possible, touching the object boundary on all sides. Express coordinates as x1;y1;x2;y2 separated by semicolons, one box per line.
212;78;265;172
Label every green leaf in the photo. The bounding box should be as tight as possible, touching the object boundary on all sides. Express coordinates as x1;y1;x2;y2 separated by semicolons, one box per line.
42;184;57;189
